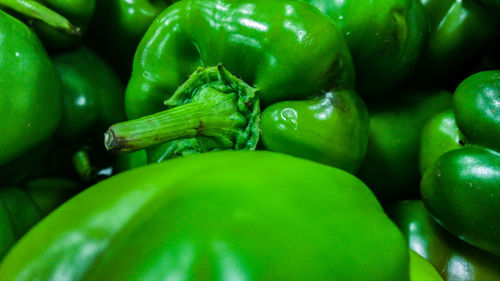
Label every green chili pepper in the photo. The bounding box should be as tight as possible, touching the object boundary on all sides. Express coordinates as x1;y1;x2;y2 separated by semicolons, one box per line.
420;70;500;257
0;151;409;280
105;0;369;174
390;200;500;280
0;10;63;183
356;89;452;200
300;0;427;97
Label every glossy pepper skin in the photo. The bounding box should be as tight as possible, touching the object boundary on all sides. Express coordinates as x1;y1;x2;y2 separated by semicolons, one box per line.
107;0;369;174
87;0;177;79
0;11;62;175
0;177;80;260
53;46;126;141
413;0;499;86
23;47;126;183
421;70;500;257
0;151;409;280
389;201;500;280
260;89;368;173
419;109;463;175
300;0;427;97
356;89;452;200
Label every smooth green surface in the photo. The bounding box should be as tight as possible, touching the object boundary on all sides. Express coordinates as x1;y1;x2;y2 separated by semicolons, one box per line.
409;250;442;281
0;178;80;260
420;70;500;257
302;0;427;96
390;200;500;280
0;201;16;259
0;188;41;238
453;70;500;152
0;151;409;280
0;187;42;260
0;10;62;165
419;109;463;175
53;46;126;141
421;146;500;257
261;90;369;174
357;89;452;200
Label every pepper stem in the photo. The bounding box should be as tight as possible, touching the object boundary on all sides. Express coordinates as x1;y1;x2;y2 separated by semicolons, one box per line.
0;0;81;36
105;65;260;155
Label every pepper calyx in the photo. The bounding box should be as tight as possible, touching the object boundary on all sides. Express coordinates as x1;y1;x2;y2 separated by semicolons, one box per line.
105;64;261;159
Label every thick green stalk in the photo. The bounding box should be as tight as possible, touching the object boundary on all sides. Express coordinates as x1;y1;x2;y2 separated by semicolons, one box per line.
105;65;260;155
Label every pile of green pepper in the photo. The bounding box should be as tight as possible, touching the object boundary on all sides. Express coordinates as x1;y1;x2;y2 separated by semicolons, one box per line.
0;0;498;279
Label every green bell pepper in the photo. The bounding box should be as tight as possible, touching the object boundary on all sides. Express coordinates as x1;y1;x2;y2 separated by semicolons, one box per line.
21;177;81;215
413;0;499;86
0;177;80;260
300;0;427;97
87;0;177;79
419;109;463;175
53;46;126;141
0;187;42;259
105;0;369;174
0;151;409;280
420;70;500;257
26;47;126;183
0;10;62;183
390;200;500;280
356;89;452;200
19;47;125;184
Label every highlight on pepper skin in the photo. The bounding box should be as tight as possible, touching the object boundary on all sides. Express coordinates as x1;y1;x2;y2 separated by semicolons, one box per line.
0;0;498;279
